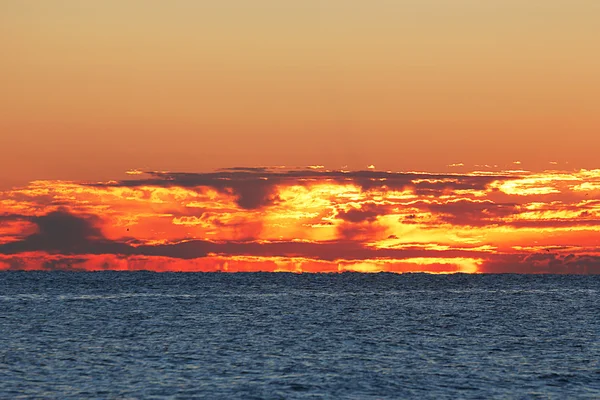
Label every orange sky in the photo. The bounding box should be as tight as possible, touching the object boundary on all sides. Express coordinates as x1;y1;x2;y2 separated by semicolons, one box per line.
1;3;599;272
1;1;600;188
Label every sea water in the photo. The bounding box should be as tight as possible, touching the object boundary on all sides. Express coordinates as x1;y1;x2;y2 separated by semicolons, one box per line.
1;272;599;399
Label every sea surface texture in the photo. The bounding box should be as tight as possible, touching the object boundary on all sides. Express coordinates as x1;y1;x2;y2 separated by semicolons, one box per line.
1;272;599;399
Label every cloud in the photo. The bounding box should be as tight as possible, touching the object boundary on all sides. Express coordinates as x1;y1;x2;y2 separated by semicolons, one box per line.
3;168;599;274
506;219;600;228
0;213;32;222
337;222;388;241
2;208;599;274
135;238;485;261
334;203;394;240
336;203;391;223
35;210;103;240
42;256;90;271
479;253;600;274
92;169;511;209
0;210;129;255
0;210;483;262
414;199;520;226
217;166;272;172
99;171;283;209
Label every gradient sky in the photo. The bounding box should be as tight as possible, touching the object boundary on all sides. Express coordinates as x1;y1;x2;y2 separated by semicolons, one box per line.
2;0;600;187
1;2;600;273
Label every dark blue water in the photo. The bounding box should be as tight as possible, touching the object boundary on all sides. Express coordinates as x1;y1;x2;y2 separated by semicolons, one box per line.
1;272;599;399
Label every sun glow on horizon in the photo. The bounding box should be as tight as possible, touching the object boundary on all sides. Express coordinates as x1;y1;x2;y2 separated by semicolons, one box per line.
0;167;599;274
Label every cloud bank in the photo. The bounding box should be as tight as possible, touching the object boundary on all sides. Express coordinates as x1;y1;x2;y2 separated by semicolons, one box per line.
1;168;600;273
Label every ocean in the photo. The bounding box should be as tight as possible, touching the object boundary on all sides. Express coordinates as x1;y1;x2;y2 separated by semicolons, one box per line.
1;272;599;399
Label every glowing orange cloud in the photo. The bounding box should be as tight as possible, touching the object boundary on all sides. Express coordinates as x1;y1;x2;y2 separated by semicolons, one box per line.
1;168;599;273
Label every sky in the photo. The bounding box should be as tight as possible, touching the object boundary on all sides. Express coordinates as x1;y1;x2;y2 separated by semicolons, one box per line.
1;168;600;273
1;1;599;272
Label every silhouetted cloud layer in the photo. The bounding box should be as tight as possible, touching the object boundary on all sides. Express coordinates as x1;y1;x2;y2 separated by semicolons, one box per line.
91;169;511;209
1;167;600;273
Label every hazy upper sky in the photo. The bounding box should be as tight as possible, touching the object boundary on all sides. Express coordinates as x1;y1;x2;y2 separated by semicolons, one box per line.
2;1;599;186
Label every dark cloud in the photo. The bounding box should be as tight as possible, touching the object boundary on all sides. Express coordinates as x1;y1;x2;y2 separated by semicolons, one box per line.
3;212;599;274
0;210;129;255
137;239;483;261
337;222;387;241
0;211;483;262
0;255;27;270
412;181;493;195
414;199;520;226
217;167;272;172
334;203;391;240
231;180;281;209
506;219;600;228
0;213;32;222
479;253;600;274
336;203;391;223
400;198;599;228
42;256;89;271
36;210;102;241
400;214;421;225
87;169;514;209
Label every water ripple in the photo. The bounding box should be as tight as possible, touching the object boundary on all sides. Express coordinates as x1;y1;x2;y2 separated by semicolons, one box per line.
1;272;599;398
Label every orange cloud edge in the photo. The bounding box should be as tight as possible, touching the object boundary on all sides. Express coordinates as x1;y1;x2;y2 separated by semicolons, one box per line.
1;167;599;274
